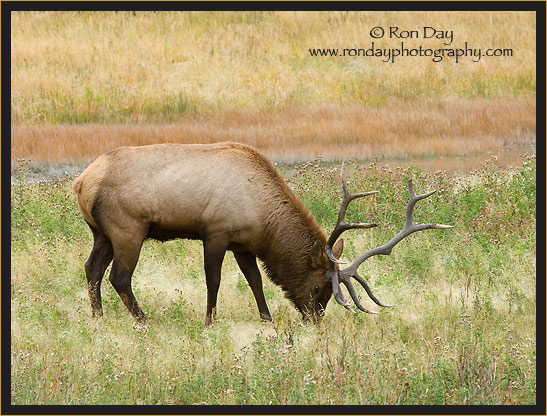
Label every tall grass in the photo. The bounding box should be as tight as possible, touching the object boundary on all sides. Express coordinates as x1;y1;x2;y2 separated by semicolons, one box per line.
11;11;536;124
11;98;536;163
10;157;536;405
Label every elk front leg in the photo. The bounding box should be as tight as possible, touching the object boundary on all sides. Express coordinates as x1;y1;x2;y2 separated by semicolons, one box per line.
234;251;272;322
203;239;227;326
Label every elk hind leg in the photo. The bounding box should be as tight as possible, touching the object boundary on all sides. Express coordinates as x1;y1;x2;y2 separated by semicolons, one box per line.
108;234;146;322
234;251;272;322
84;227;113;318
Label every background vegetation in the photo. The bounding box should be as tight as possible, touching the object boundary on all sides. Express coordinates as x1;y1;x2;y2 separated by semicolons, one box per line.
11;98;536;164
11;11;536;162
11;11;535;124
11;156;536;405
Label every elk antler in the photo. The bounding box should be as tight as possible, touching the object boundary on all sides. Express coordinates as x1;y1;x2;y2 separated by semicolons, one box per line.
325;162;378;264
327;168;454;313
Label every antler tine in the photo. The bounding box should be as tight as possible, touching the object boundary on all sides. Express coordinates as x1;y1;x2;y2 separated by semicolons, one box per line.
339;179;453;310
331;276;354;312
352;272;393;308
326;162;378;264
340;278;379;314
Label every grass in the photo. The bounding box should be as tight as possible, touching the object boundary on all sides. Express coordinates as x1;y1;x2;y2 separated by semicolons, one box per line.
10;155;536;405
10;97;536;164
11;11;536;124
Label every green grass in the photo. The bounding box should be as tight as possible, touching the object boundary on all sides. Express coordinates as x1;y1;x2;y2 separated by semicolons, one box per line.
10;156;536;405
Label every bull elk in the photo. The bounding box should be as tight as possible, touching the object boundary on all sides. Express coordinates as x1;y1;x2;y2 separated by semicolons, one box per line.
73;142;452;325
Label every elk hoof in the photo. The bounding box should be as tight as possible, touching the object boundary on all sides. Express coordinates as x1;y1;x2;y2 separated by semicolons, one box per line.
260;313;273;322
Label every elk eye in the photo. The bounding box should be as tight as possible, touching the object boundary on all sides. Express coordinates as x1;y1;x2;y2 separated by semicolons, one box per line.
314;285;321;294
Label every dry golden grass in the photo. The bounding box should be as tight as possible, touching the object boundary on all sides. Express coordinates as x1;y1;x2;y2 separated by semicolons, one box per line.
11;98;535;163
11;11;536;124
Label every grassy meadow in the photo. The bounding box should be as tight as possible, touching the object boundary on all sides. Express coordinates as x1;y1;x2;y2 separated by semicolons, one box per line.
10;156;536;405
11;98;536;164
11;11;536;124
9;10;537;407
11;11;536;162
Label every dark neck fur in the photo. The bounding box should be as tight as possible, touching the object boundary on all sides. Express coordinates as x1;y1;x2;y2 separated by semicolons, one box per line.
256;198;326;309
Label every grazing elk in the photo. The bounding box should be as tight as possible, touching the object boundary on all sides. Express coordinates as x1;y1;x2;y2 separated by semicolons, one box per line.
73;142;452;325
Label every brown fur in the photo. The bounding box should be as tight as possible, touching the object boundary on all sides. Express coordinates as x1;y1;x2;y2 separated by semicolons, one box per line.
74;142;335;323
226;144;329;305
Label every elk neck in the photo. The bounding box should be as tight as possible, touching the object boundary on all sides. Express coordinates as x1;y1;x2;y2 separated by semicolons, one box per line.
254;186;327;305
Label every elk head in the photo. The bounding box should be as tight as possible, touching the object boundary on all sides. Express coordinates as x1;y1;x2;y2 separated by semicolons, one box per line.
322;163;454;315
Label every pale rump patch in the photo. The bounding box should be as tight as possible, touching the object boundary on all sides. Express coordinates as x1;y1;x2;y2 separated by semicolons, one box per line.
73;152;111;229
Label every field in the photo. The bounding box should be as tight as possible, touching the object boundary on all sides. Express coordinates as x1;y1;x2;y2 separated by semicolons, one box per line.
10;156;536;405
11;11;536;163
11;11;535;124
11;98;536;164
9;10;537;407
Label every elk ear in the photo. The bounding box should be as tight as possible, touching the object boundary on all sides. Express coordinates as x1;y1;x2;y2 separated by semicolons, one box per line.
332;239;344;260
311;241;324;268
